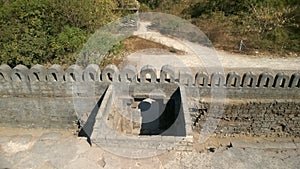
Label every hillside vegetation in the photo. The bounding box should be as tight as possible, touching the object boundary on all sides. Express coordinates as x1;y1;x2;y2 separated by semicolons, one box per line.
0;0;121;67
0;0;299;67
139;0;300;56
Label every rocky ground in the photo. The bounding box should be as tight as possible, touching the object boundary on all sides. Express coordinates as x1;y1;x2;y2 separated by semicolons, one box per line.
0;127;299;169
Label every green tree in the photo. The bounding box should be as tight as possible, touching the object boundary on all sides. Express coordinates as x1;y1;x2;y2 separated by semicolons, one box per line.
0;0;119;67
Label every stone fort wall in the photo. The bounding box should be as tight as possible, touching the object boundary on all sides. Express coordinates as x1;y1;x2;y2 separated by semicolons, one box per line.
0;64;299;137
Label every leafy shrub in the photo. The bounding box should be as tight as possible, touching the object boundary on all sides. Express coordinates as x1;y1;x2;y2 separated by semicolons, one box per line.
0;0;119;67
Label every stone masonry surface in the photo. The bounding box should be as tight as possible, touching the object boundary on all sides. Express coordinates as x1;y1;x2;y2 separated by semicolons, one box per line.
0;63;299;138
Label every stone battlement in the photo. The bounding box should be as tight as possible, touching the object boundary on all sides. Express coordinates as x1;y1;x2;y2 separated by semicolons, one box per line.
0;64;299;138
0;64;299;92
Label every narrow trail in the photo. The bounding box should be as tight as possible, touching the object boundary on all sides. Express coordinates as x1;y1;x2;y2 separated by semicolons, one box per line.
127;21;300;74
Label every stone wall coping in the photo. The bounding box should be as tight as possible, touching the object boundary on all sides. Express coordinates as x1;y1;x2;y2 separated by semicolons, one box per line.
0;64;299;89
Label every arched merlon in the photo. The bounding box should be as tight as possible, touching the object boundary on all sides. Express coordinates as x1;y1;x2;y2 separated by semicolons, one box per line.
242;72;257;88
179;70;193;86
120;65;138;83
226;72;241;88
0;64;12;82
140;65;157;83
65;65;83;82
289;72;300;88
84;64;101;82
195;72;208;87
211;72;225;88
46;64;64;82
101;64;120;82
258;72;274;88
11;65;29;82
273;73;290;88
29;64;46;82
160;65;175;83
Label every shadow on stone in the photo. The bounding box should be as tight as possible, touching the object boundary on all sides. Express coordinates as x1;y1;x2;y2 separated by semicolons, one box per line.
139;88;185;136
78;87;108;145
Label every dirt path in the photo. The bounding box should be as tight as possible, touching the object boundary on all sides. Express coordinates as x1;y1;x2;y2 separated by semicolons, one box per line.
127;22;300;75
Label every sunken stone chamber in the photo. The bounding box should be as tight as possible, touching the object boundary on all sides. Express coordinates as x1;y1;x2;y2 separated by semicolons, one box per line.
108;83;186;136
90;83;193;150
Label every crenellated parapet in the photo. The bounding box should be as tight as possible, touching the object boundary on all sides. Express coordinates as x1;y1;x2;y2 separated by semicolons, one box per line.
0;63;299;132
1;64;299;88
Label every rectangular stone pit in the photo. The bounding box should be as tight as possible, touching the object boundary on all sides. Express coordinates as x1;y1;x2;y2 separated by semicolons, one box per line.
90;83;193;150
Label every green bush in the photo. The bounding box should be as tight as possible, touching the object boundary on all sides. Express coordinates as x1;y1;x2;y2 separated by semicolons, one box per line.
237;3;299;53
0;0;119;67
